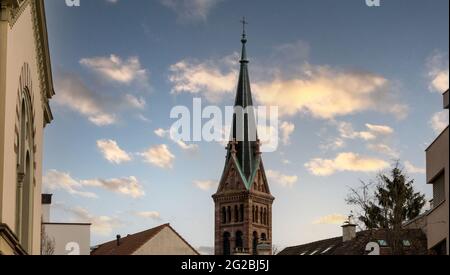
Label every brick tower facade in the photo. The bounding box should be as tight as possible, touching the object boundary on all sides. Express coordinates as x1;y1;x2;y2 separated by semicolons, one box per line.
212;23;275;255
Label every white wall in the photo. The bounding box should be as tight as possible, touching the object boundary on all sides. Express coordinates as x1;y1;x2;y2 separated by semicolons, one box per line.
43;224;91;255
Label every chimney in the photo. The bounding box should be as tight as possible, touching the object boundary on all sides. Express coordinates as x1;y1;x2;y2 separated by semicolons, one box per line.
41;194;52;223
342;214;356;242
116;235;121;246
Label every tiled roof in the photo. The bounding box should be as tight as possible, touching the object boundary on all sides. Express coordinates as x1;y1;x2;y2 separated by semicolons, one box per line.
278;229;428;255
90;223;199;255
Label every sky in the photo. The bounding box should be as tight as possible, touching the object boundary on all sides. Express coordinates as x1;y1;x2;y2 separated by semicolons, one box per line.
42;0;449;253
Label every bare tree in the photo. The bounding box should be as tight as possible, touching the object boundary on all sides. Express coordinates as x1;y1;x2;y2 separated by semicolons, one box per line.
41;224;55;255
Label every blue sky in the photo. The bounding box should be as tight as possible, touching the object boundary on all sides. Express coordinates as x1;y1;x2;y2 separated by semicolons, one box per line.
43;0;449;253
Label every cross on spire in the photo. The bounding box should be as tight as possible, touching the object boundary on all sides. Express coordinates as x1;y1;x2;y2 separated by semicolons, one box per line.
240;17;248;36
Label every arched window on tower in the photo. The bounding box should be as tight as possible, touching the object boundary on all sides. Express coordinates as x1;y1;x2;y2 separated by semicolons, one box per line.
234;205;239;223
252;231;258;255
239;204;244;222
235;231;243;252
261;233;267;242
223;232;231;255
227;206;232;223
222;207;227;224
252;205;255;222
260;207;263;224
255;206;259;223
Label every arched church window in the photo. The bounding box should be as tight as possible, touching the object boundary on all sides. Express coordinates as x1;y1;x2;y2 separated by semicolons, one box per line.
261;233;267;241
235;231;243;251
234;205;239;223
227;206;232;223
255;206;259;223
252;231;259;255
252;205;255;222
263;208;266;225
15;87;34;253
260;208;263;224
239;204;244;222
222;207;227;224
223;232;231;255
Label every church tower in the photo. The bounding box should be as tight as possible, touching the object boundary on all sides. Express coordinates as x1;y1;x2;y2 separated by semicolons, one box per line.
212;20;275;255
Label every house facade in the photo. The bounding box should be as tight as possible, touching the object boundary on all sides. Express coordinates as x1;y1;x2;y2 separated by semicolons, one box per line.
0;0;54;255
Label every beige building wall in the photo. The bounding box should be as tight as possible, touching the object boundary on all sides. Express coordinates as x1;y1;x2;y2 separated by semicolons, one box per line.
133;226;198;255
43;223;91;255
426;126;449;254
0;0;53;255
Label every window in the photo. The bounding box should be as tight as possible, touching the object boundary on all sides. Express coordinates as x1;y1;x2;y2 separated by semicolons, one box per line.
223;232;231;255
222;207;227;224
16;87;35;253
234;205;239;223
235;231;243;250
239;204;244;222
432;173;445;206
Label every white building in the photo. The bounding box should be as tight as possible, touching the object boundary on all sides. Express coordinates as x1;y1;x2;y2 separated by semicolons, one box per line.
0;0;54;255
41;194;91;255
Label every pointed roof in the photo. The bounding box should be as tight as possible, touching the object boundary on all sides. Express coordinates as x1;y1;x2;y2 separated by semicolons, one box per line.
90;224;199;255
227;21;260;181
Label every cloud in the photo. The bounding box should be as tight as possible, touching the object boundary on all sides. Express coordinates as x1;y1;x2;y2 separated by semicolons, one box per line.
43;170;145;198
404;161;425;174
280;121;295;145
266;170;298;188
193;180;217;191
430;110;449;134
54;73;117;126
80;54;149;86
367;143;399;158
139;144;175;169
43;170;98;198
169;54;238;102
154;128;199;152
253;65;408;120
124;94;146;109
82;176;145;199
97;139;132;164
170;52;408;120
57;204;122;236
426;51;449;93
313;214;347;225
160;0;223;22
305;152;389;176
134;211;161;220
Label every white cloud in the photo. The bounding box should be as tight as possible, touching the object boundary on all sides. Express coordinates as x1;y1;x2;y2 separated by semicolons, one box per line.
43;170;98;199
305;152;389;176
160;0;223;22
80;54;149;86
313;214;347;225
124;94;146;110
57;204;122;236
367;143;399;158
169;53;408;120
426;51;449;93
193;180;217;191
266;170;298;188
154;128;199;152
135;211;161;220
139;144;175;169
43;170;145;198
169;54;238;102
404;161;426;174
280;121;295;145
82;176;145;199
97;139;132;164
54;74;117;126
430;110;449;134
365;123;394;136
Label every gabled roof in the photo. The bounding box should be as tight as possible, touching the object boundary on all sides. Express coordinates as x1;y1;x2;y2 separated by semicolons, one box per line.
278;229;428;255
90;224;199;255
